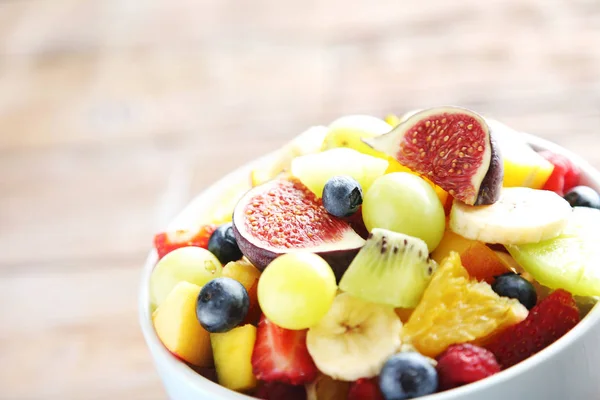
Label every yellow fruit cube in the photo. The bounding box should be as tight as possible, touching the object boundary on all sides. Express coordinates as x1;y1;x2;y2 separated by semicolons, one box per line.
152;281;213;367
222;259;261;291
211;324;258;392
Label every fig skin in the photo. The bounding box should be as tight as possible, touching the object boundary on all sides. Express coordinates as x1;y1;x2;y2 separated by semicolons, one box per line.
474;133;504;206
232;224;360;282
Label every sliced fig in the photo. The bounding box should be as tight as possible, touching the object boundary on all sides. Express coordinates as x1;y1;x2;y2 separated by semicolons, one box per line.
364;106;503;205
232;178;365;279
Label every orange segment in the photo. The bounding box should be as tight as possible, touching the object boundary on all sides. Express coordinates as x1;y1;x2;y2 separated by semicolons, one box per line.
460;243;510;283
402;252;528;357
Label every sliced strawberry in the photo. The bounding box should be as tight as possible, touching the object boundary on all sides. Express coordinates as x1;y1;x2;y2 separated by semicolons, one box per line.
251;315;318;385
485;289;580;369
254;381;306;400
153;224;217;259
539;151;581;196
347;378;385;400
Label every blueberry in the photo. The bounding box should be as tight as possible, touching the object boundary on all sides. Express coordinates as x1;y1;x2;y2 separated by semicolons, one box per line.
491;272;537;310
322;176;363;217
196;277;249;333
208;223;243;264
564;186;600;209
379;352;438;400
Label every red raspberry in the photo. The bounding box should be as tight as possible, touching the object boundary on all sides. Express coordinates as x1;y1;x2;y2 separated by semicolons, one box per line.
485;289;580;369
436;344;500;390
539;151;581;196
347;378;384;400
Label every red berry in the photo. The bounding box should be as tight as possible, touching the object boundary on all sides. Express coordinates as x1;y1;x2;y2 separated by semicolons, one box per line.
485;289;580;369
435;344;500;390
347;378;384;400
254;381;306;400
251;315;318;385
539;151;581;196
153;224;217;259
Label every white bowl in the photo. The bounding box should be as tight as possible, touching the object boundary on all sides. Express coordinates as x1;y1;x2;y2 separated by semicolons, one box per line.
139;132;600;400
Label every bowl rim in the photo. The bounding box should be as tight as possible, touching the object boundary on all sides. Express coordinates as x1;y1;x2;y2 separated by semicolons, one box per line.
139;131;600;400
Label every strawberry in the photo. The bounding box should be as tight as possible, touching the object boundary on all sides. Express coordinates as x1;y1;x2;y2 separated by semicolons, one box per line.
485;289;580;369
436;344;500;390
251;315;318;385
153;224;217;259
347;378;385;400
539;151;581;196
254;381;306;400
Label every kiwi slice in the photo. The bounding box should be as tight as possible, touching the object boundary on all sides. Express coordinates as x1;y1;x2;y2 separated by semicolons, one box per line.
507;207;600;297
339;228;437;308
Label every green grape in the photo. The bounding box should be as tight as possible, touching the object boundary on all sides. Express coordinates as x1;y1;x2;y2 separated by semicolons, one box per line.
362;173;445;251
257;253;337;330
150;246;222;309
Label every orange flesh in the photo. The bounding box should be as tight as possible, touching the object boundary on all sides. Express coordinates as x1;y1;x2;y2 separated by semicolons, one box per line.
396;112;487;203
243;179;347;249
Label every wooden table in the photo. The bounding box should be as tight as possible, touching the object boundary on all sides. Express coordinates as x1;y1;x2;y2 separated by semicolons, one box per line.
0;0;599;398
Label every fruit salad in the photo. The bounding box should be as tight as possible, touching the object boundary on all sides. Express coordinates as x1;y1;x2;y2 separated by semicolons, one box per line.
148;106;600;400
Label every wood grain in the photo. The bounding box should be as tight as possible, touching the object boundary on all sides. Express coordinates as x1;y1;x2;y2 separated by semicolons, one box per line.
0;0;599;398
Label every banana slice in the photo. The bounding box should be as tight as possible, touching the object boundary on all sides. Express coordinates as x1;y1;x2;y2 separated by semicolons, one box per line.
450;187;572;245
306;293;402;381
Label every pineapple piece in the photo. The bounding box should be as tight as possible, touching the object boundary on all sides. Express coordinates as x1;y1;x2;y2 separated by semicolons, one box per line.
211;324;258;392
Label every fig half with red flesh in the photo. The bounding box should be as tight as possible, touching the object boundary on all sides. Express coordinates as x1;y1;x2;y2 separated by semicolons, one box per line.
232;178;365;279
364;107;503;206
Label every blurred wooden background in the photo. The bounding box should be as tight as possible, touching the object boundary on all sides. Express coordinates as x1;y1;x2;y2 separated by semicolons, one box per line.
0;0;599;398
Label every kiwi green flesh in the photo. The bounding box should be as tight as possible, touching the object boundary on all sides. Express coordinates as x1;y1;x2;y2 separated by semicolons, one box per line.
339;230;437;308
508;236;600;298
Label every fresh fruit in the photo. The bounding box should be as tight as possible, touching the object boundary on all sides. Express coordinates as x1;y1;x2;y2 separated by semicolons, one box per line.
339;229;437;308
485;289;580;368
152;281;212;367
430;230;476;264
211;324;258;392
539;150;581;196
153;224;217;259
196;277;249;333
435;343;500;390
208;223;243;264
232;178;365;275
258;253;336;330
491;272;537;310
431;230;510;283
342;206;369;239
362;173;446;251
449;187;572;245
306;374;351;400
487;119;554;189
379;352;438;400
306;293;402;381
507;207;600;296
321;115;393;158
322;176;363;217
251;125;328;187
251;315;319;385
402;252;528;357
255;382;307;400
222;259;262;324
564;186;600;209
364;106;503;206
149;246;222;309
348;378;384;400
291;148;388;197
